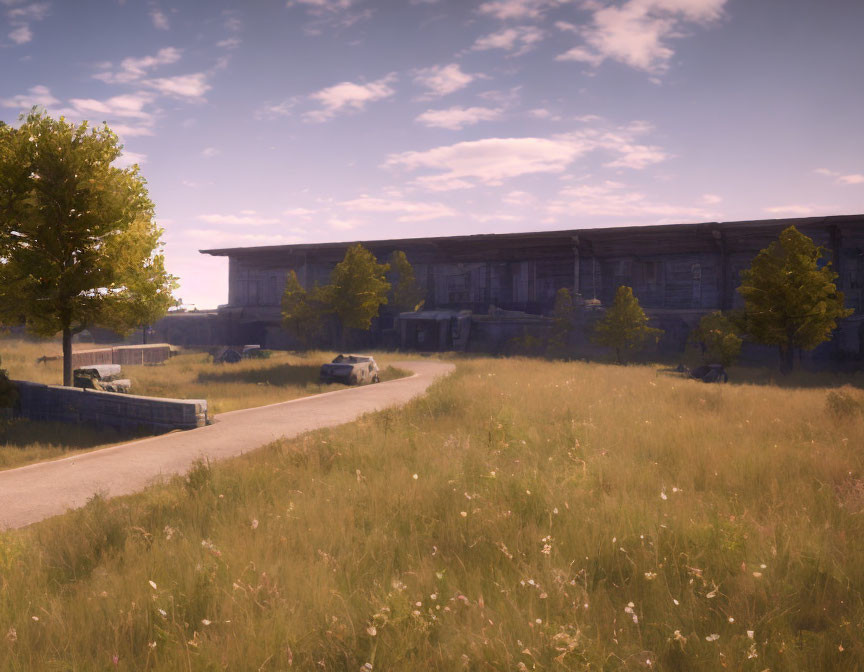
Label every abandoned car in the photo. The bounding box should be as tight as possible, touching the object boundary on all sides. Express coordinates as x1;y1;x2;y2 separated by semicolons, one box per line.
72;364;133;393
319;354;380;385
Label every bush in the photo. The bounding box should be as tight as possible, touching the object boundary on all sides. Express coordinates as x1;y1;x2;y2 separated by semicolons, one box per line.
826;387;862;419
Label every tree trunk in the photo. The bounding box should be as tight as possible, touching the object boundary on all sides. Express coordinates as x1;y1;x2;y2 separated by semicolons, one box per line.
62;327;73;387
779;344;794;374
616;347;622;365
142;326;148;345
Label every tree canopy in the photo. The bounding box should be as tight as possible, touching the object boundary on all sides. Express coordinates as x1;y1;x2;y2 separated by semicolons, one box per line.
328;244;390;333
736;226;852;371
0;110;176;385
281;270;329;348
689;311;742;368
387;250;425;313
592;286;663;364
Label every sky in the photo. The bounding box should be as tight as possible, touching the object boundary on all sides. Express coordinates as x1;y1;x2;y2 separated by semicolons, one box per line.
2;0;863;308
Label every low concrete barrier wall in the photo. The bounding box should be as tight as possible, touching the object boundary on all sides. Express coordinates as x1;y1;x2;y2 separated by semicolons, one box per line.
13;380;207;432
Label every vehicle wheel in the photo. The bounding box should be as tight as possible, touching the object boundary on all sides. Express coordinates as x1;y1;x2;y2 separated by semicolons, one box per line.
349;375;358;385
372;374;380;383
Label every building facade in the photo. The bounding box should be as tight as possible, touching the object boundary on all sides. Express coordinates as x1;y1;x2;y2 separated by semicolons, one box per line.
199;215;864;361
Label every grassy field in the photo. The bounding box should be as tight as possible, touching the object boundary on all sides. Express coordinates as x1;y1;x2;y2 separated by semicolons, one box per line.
0;339;409;469
0;357;862;670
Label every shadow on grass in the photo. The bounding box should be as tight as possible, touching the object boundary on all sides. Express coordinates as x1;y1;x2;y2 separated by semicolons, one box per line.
655;365;864;390
0;418;144;451
196;363;322;387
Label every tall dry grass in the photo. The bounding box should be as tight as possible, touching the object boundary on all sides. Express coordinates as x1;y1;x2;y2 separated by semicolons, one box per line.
1;357;862;669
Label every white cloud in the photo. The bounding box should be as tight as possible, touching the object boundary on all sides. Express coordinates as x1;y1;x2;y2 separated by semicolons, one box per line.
503;190;537;206
387;122;669;190
197;213;280;226
478;0;562;21
283;208;316;216
0;84;59;109
340;196;456;222
814;168;864;186
548;180;714;219
416;106;502;130
201;147;221;158
471;25;544;54
150;8;169;30
528;108;561;120
329;217;363;231
68;93;155;120
286;0;371;33
113;151;147;168
414;63;477;98
701;193;722;204
305;74;396;122
255;98;297;120
8;24;31;43
93;47;182;84
763;205;816;216
387;136;587;191
183;229;303;246
143;73;210;99
110;124;155;137
6;1;49;44
556;0;728;74
217;37;241;49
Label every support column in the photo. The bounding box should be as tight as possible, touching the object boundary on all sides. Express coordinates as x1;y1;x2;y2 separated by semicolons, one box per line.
572;236;580;295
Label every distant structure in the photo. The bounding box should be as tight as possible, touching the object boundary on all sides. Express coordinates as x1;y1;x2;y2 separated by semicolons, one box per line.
186;215;863;363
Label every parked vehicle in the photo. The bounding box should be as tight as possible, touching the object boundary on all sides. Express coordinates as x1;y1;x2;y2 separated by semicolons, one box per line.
320;354;380;385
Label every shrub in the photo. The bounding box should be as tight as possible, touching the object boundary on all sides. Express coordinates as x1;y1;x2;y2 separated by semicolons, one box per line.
826;387;862;419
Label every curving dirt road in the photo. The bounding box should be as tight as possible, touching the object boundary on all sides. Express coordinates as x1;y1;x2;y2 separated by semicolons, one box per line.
0;359;454;530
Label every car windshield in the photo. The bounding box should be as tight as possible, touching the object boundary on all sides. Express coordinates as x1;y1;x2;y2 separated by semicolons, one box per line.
332;355;371;363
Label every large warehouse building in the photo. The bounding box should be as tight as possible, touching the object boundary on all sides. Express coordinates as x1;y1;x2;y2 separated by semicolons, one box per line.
187;214;864;362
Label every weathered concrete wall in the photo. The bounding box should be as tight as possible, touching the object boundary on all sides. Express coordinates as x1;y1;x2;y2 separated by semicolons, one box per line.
13;381;207;432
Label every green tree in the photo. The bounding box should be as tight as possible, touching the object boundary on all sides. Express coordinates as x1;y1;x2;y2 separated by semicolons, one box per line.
281;270;330;348
0;354;16;410
328;244;390;344
0;110;176;385
547;287;575;358
110;216;179;344
387;250;425;312
689;311;742;367
737;226;852;372
592;286;663;364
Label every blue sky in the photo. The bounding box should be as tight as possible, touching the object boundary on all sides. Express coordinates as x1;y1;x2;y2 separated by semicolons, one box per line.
2;0;863;308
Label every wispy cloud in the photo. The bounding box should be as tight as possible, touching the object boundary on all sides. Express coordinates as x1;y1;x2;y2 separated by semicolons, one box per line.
547;180;715;219
471;25;543;55
340;196;456;222
93;47;182;84
0;84;59;109
149;7;169;30
255;98;298;120
815;168;864;185
416;106;503;130
142;73;210;99
113;150;147;168
68;93;155;120
414;63;478;98
287;0;372;34
478;0;562;21
201;147;221;158
305;74;396;122
387;121;669;190
556;0;728;74
763;204;818;216
197;213;281;226
5;1;50;44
